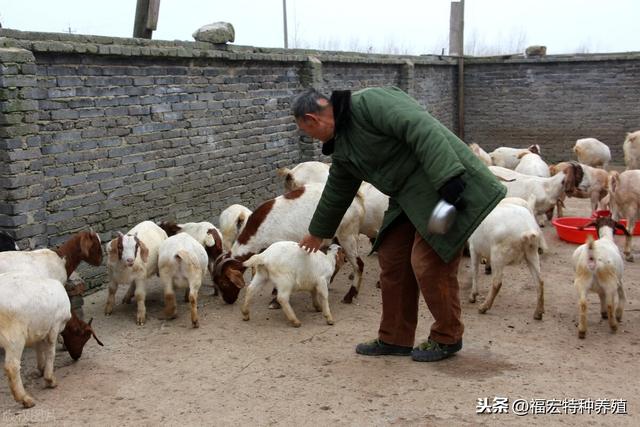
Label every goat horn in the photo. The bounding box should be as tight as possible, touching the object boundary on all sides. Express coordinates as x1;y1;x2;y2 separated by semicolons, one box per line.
92;331;104;347
578;221;596;230
615;223;631;236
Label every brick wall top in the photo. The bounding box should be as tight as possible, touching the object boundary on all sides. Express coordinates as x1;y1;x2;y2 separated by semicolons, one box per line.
0;28;457;66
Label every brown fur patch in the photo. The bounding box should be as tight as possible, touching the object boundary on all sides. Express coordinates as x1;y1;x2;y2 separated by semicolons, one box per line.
158;221;182;237
54;231;103;278
236;199;276;245
135;237;149;263
60;313;104;360
283;186;305;200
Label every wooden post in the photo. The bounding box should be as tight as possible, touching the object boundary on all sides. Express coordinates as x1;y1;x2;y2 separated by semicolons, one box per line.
449;0;465;139
133;0;160;39
283;0;289;48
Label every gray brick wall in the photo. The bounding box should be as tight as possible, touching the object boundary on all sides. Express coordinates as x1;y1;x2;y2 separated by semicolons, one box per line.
1;29;639;290
464;55;640;164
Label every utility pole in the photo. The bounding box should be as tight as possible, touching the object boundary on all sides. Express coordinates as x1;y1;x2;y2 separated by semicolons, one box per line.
133;0;160;39
449;0;465;139
283;0;289;48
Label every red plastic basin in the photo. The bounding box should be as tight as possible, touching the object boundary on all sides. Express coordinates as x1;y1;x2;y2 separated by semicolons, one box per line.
552;217;640;245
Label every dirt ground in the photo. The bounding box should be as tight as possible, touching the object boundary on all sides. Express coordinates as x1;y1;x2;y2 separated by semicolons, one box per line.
1;197;639;426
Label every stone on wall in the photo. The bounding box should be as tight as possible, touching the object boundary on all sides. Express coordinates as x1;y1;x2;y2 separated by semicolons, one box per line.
192;22;235;44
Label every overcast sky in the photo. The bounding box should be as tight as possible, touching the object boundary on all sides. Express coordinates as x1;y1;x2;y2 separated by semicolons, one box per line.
0;0;638;55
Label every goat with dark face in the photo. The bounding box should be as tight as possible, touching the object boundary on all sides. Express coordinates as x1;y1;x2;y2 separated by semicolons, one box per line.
60;313;104;360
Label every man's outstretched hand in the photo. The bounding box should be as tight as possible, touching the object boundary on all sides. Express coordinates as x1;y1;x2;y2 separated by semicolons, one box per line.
299;234;323;253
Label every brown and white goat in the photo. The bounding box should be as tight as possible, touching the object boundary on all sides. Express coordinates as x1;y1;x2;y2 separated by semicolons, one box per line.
214;184;364;305
0;230;103;284
549;162;609;216
105;221;168;325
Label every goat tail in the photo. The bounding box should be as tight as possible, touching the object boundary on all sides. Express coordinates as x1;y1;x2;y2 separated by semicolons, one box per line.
242;253;263;269
585;235;597;271
174;249;194;273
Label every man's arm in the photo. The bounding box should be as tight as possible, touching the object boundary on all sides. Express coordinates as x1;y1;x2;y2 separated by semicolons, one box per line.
301;161;361;252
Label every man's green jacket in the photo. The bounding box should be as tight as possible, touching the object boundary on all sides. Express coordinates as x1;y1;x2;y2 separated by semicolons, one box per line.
308;86;506;263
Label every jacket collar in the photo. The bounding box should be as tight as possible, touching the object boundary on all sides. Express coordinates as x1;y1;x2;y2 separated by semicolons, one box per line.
322;90;352;156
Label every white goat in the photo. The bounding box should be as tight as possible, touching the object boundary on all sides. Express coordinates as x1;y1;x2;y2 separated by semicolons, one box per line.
489;144;541;169
158;233;208;328
469;143;492;166
573;137;611;168
468;203;545;320
240;241;345;327
623;130;640;170
219;205;252;251
105;221;168;325
514;152;550;177
277;161;330;192
572;216;628;338
490;163;583;225
0;272;71;408
214;184;364;305
608;170;640;261
0;231;103;283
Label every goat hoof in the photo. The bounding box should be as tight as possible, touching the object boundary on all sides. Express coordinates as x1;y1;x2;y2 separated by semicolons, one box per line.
469;295;477;303
375;281;381;289
22;395;35;408
478;307;488;314
192;320;199;329
625;254;634;262
326;319;334;325
578;331;586;339
291;321;301;328
242;313;250;321
601;312;608;319
45;377;57;388
533;312;543;320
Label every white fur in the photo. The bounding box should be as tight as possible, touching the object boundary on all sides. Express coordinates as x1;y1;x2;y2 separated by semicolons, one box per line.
489;145;541;169
573;137;611;168
241;241;341;327
468;204;546;320
608;170;640;261
572;222;625;338
105;221;168;325
623;130;640;170
469;143;492;166
228;183;364;302
515;153;550;177
158;233;208;328
0;272;71;408
219;205;252;251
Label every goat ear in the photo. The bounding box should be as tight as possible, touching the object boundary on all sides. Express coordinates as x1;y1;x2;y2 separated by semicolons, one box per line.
80;233;91;258
228;269;246;289
517;151;529;159
107;239;120;263
138;240;149;263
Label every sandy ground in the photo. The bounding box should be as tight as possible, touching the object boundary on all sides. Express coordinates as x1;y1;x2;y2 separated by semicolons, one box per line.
1;197;640;426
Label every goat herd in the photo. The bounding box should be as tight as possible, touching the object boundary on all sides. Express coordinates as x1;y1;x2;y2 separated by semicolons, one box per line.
1;130;639;409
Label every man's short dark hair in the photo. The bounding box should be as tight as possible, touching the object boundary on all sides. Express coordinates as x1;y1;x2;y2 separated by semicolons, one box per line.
291;88;330;118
